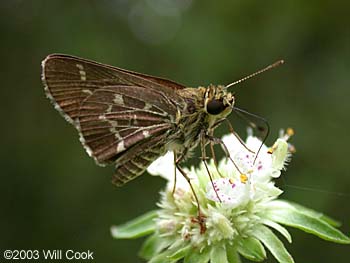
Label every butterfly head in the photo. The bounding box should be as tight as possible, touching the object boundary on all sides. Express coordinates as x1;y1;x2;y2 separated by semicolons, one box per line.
205;85;235;117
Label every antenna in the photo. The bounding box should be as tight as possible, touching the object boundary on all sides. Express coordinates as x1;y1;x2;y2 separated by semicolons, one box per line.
226;60;284;89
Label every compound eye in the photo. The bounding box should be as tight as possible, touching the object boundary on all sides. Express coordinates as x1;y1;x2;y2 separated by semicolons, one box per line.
206;99;226;115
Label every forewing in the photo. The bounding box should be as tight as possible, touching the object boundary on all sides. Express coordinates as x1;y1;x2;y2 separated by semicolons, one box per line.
42;54;184;174
42;54;185;126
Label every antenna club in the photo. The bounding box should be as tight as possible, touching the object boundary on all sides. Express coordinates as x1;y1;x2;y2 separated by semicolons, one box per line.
275;59;285;66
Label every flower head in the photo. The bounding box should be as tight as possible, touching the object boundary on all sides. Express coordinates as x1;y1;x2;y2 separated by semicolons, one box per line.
112;130;350;263
146;131;291;254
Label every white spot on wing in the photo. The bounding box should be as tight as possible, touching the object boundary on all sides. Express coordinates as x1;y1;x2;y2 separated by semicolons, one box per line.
76;64;86;81
110;127;122;139
114;132;122;140
110;120;118;126
144;103;152;110
133;114;138;125
82;89;92;95
113;94;124;105
80;71;86;81
117;140;125;152
142;130;150;138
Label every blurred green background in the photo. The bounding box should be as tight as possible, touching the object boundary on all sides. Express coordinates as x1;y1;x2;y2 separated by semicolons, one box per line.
1;0;349;262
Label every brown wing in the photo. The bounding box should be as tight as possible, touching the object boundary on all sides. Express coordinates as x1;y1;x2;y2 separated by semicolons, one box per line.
78;86;174;163
78;86;173;185
112;131;169;186
42;54;185;125
42;54;185;184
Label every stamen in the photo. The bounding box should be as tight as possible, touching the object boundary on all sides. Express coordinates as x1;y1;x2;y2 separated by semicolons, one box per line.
267;147;274;154
286;127;295;136
240;174;248;184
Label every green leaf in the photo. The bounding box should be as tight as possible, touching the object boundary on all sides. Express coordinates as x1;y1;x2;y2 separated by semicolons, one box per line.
139;234;159;260
139;234;173;260
252;225;294;263
184;248;210;263
146;240;190;263
168;245;191;261
266;203;350;244
319;214;342;228
149;250;177;263
237;237;266;262
210;245;229;263
262;219;292;243
226;244;242;263
111;210;157;239
270;200;341;227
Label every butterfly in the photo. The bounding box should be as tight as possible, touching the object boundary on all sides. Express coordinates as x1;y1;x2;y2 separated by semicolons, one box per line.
42;54;282;187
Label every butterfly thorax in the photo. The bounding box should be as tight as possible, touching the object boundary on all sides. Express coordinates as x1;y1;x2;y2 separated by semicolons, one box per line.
166;84;235;158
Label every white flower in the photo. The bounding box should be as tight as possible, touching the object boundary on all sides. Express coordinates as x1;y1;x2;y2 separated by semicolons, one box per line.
210;132;289;206
113;128;350;263
147;151;192;191
145;130;292;255
206;177;250;209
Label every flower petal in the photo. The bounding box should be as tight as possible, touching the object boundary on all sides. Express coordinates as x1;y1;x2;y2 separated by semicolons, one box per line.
147;151;190;189
222;133;245;156
206;178;250;208
147;151;174;179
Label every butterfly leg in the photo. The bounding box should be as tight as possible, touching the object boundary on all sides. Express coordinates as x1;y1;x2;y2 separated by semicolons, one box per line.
206;135;247;182
175;156;206;234
208;129;224;179
209;118;253;175
224;119;255;154
201;131;222;202
171;151;177;195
